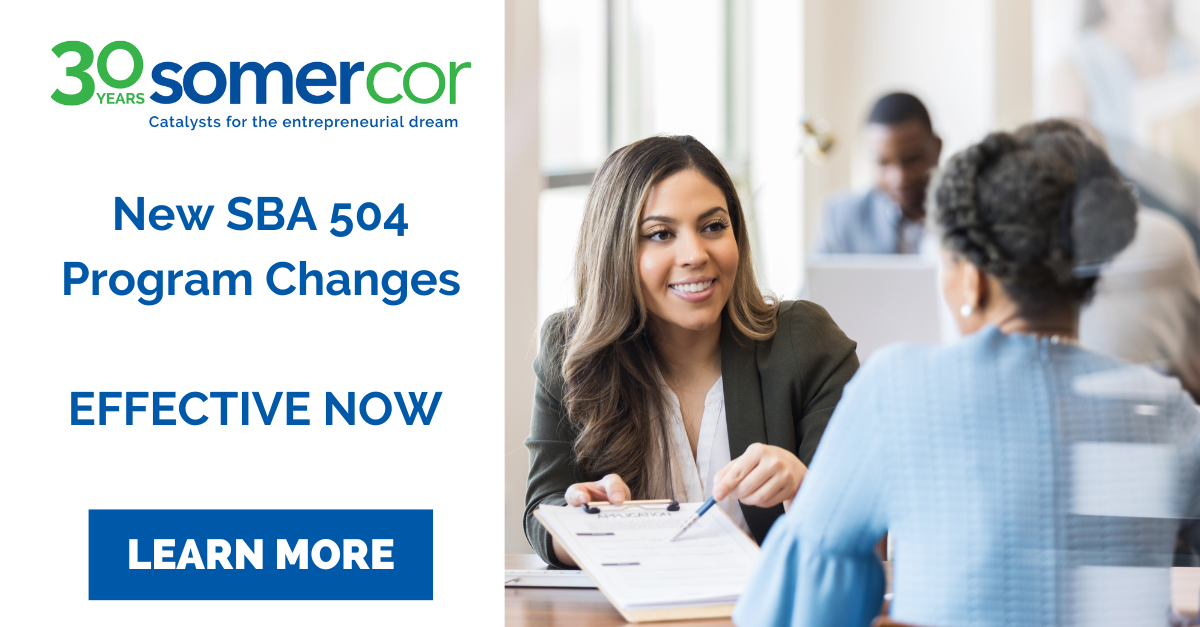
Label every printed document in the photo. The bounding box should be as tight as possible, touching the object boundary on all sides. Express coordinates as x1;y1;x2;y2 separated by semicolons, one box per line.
535;502;760;610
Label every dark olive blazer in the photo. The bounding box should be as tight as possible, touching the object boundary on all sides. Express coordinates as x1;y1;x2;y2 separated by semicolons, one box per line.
523;300;859;568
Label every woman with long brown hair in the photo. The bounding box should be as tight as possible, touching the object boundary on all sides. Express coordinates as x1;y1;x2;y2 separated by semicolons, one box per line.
523;135;859;567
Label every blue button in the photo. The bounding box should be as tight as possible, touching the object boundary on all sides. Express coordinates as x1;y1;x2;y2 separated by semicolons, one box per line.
88;509;433;600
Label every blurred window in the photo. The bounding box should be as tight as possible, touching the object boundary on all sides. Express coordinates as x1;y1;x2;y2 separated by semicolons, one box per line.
540;1;608;174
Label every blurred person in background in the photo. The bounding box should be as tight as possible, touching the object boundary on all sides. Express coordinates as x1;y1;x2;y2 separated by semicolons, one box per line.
1053;0;1196;145
817;92;942;255
734;120;1200;627
1059;119;1200;401
1082;205;1200;400
1051;0;1200;243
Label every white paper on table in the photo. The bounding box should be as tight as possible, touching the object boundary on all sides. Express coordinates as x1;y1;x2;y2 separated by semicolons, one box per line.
536;501;761;609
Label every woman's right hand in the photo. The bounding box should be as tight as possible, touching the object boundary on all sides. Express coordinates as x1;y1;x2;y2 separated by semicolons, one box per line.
564;473;631;507
553;474;631;567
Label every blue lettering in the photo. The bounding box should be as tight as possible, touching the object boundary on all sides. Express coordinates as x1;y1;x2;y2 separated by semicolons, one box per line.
64;262;88;295
183;62;227;105
382;270;407;305
252;392;283;426
327;392;355;425
258;197;284;230
360;392;391;425
211;391;236;426
287;392;309;425
150;62;183;104
71;392;94;425
178;205;214;230
126;391;149;425
267;261;296;295
412;270;437;296
149;205;173;230
227;197;253;230
100;392;120;426
439;270;460;295
287;197;317;230
396;392;441;425
230;61;293;104
152;392;176;425
180;392;208;425
115;197;144;229
297;62;335;104
339;62;364;103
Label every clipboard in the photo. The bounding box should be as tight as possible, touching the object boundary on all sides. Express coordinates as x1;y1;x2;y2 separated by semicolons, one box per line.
534;499;758;623
582;498;679;514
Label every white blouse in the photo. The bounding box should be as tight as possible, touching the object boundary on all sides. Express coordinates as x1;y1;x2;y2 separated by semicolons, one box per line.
661;376;752;536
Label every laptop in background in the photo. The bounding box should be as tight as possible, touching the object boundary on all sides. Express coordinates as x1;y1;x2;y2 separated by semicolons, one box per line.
805;254;953;362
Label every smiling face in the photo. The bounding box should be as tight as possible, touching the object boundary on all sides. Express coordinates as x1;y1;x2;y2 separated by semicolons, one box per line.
866;119;942;220
637;169;739;334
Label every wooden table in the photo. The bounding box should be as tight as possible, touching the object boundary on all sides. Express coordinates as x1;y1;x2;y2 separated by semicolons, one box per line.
506;554;1200;626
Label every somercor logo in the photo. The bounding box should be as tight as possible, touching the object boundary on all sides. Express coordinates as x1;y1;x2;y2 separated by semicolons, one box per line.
51;41;471;107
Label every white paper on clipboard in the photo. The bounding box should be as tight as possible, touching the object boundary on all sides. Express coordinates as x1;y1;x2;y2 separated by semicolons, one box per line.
535;501;760;611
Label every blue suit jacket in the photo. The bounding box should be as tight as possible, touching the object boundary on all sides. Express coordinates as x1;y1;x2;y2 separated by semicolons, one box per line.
818;188;920;255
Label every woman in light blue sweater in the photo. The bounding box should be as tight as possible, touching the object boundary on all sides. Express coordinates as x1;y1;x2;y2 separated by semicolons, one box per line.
734;120;1200;627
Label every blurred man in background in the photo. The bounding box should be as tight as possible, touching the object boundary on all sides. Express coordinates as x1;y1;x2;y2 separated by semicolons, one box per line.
818;92;942;255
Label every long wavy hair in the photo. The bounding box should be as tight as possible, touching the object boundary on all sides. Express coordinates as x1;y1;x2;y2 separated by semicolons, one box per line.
560;135;777;499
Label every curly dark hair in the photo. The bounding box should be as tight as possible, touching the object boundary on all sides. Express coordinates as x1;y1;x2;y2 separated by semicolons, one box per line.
932;120;1138;318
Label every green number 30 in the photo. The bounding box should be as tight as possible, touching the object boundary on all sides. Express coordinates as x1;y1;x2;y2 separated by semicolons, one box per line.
52;40;144;106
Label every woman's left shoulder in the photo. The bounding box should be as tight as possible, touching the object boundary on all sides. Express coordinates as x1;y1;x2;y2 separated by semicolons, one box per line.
773;300;854;349
759;300;859;381
776;299;835;324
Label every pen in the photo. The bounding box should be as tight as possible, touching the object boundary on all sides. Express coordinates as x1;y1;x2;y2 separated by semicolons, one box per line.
668;496;717;542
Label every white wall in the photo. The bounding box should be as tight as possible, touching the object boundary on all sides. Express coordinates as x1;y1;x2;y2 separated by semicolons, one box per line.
802;0;1033;254
505;0;540;555
846;0;996;187
749;0;806;299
